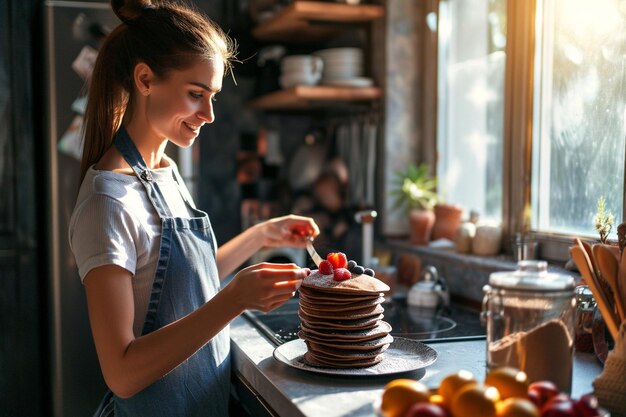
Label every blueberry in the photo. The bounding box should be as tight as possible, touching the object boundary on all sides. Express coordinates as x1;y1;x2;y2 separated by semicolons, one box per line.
353;265;365;275
347;260;357;271
363;268;375;277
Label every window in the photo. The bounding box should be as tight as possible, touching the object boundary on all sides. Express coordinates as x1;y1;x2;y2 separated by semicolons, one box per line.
437;0;507;222
426;0;626;261
532;0;626;238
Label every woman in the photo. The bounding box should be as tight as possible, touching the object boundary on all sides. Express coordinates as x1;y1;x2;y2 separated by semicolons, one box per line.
68;1;318;416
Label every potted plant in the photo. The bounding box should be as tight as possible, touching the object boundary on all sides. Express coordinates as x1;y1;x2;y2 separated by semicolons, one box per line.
390;164;439;245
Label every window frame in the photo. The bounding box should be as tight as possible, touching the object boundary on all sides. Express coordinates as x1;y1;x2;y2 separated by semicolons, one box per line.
418;0;614;263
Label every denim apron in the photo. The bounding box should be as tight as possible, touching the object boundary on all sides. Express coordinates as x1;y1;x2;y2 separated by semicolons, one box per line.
93;127;230;417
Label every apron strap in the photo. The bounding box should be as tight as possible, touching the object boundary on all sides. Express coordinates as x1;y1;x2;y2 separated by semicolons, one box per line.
93;390;114;417
169;161;197;210
113;127;174;218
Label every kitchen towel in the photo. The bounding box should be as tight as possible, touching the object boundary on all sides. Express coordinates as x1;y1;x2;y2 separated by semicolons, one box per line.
593;320;626;417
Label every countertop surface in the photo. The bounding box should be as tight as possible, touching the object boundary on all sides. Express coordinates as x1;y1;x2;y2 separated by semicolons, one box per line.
230;314;604;417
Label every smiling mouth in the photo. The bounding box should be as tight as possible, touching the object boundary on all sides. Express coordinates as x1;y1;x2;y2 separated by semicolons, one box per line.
184;122;202;133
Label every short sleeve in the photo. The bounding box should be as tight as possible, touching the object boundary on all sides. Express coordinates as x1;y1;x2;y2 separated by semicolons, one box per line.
69;194;149;282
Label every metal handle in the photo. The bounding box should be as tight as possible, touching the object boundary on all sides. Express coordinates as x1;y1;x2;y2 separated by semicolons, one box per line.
354;210;377;267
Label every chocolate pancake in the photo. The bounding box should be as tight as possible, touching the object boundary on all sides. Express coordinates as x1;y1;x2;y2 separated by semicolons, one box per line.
303;351;383;368
298;268;392;368
300;320;392;341
298;311;383;330
299;296;386;312
300;303;384;320
301;270;390;295
299;289;384;304
298;331;394;350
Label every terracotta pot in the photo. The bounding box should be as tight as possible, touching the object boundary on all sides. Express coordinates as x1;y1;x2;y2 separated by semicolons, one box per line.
432;203;463;241
408;209;436;245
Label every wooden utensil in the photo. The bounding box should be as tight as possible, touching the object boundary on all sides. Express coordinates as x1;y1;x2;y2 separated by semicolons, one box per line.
570;245;619;340
604;244;621;262
593;244;625;322
575;238;599;278
620;251;626;323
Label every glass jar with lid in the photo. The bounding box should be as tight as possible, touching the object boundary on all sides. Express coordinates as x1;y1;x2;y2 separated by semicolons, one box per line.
482;260;576;393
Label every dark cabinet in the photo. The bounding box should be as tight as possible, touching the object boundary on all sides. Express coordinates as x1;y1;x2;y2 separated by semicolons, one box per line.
0;0;47;415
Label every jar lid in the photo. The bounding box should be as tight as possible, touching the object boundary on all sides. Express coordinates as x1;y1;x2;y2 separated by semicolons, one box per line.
489;260;575;291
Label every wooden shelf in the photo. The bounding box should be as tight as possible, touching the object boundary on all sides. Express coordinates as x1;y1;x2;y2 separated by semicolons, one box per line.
249;85;382;110
252;1;385;42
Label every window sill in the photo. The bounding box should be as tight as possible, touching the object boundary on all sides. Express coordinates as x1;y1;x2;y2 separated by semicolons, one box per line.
378;238;579;304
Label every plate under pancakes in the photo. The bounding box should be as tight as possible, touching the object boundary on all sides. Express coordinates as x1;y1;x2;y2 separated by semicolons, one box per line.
298;269;392;368
274;337;438;376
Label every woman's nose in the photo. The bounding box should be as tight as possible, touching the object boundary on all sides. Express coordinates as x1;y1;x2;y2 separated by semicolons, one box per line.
196;99;214;123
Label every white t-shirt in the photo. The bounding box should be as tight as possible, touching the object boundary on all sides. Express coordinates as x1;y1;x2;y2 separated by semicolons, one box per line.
69;158;195;337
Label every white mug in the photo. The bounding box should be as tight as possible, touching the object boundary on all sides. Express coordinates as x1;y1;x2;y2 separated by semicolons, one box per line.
281;55;324;82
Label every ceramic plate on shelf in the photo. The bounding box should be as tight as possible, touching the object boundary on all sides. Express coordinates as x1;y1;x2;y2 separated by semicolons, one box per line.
273;337;437;376
321;77;374;88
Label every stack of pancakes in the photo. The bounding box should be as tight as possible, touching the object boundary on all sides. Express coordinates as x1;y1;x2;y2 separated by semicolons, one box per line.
298;271;393;368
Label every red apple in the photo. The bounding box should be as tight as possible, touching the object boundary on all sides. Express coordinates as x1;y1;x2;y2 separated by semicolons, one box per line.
541;397;577;417
544;393;571;405
574;393;600;417
528;381;561;408
403;402;449;417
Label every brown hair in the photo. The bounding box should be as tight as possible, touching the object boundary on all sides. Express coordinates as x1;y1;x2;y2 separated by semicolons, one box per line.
79;0;237;182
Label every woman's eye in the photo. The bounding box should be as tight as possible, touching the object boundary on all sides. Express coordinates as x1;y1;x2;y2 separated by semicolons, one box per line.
189;91;203;99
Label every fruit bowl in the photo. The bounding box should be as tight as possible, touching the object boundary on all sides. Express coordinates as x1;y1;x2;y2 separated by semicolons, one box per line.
374;399;610;417
374;368;611;417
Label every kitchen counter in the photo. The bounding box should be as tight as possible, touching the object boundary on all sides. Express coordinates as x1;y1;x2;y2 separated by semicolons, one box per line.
230;314;604;417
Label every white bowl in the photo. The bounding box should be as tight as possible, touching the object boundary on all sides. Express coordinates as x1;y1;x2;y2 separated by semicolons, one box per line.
322;65;364;79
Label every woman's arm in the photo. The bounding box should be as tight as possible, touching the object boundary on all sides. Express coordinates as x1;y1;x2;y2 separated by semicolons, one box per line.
216;222;265;279
217;214;319;279
84;262;305;399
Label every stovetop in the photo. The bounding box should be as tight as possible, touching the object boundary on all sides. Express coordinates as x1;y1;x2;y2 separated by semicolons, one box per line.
243;295;486;346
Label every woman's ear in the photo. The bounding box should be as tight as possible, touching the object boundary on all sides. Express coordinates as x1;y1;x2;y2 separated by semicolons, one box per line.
133;62;155;96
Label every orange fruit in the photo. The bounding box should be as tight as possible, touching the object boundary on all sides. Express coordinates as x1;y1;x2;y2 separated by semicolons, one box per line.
496;397;540;417
485;367;529;400
438;370;478;405
381;379;431;417
429;393;446;408
450;384;500;417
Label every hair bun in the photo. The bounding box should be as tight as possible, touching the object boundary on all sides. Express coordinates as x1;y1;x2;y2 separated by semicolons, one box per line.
111;0;155;24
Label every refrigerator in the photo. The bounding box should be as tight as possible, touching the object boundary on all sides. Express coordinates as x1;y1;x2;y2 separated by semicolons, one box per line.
45;2;119;416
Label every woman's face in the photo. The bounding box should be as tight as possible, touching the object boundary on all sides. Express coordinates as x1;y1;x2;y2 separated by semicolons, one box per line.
144;57;224;148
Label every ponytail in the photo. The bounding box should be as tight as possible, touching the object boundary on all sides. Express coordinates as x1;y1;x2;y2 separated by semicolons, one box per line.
80;26;129;183
79;0;236;183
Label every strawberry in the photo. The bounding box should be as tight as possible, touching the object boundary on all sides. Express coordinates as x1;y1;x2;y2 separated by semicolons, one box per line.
326;252;348;269
318;260;334;275
333;268;352;281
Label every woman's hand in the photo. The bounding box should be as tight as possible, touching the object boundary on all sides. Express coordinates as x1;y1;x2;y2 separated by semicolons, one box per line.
259;214;320;248
226;263;310;312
